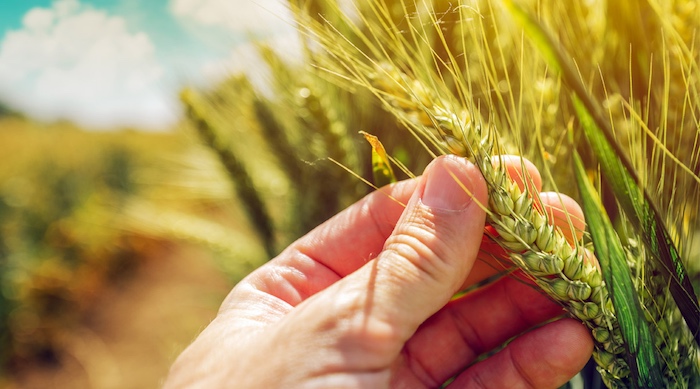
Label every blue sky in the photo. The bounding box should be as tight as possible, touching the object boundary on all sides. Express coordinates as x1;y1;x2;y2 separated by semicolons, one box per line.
0;0;298;129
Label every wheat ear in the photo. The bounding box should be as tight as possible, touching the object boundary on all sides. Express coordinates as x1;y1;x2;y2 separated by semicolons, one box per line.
371;64;632;386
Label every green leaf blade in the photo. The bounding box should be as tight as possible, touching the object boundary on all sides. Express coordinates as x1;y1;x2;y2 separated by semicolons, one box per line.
573;152;664;388
571;96;700;349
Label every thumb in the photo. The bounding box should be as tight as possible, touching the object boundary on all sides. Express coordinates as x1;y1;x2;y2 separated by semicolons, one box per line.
266;155;489;380
370;154;488;340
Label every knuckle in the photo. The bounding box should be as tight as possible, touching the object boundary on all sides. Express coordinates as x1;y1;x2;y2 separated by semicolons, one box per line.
384;207;464;286
322;291;403;361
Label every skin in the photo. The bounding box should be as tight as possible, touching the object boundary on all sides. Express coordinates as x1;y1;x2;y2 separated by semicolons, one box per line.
164;155;593;389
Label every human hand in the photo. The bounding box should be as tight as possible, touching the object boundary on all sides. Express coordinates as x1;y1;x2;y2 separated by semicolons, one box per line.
164;155;593;388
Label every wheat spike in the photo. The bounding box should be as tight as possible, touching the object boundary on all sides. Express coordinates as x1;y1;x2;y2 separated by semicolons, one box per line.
180;89;277;257
369;64;633;385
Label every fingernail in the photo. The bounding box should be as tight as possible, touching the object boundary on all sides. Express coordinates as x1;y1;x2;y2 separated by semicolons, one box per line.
421;155;477;211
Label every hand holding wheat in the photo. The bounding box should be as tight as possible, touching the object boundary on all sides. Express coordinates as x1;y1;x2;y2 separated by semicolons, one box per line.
165;155;592;388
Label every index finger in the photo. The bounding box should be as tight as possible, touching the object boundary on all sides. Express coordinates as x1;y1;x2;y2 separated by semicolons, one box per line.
234;177;420;309
287;178;418;275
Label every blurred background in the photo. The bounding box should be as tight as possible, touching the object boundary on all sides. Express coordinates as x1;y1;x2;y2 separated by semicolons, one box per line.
0;0;349;387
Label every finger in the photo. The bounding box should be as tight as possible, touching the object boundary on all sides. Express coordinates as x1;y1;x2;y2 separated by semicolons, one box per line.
288;178;418;276
232;177;418;308
538;194;600;271
540;192;586;244
363;155;488;338
491;155;543;193
462;239;513;288
392;274;564;387
450;318;593;389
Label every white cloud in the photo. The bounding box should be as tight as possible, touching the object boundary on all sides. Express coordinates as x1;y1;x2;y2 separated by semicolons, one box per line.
0;0;174;129
23;8;55;31
170;0;302;89
169;0;294;33
201;32;302;93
